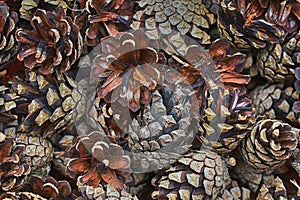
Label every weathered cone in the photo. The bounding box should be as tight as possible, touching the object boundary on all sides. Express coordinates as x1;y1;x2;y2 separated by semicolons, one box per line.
240;119;298;172
66;130;131;190
0;2;19;70
151;150;229;200
131;0;216;44
0;192;46;200
217;180;250;200
16;6;83;74
257;30;300;83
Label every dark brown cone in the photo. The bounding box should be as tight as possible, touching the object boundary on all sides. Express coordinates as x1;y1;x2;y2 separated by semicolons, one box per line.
0;2;19;70
257;30;300;83
251;83;300;128
240;119;298;172
217;180;251;200
16;6;83;74
151;150;230;200
0;192;46;200
131;0;216;44
11;70;79;137
66;130;131;190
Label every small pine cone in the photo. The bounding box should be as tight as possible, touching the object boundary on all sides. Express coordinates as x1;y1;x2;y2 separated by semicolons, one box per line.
240;119;298;172
77;182;139;200
131;0;216;44
16;6;83;74
257;31;300;83
218;0;286;50
0;192;47;200
0;133;31;192
217;180;250;200
256;177;288;200
11;70;79;137
151;150;230;200
251;83;300;128
66;131;131;190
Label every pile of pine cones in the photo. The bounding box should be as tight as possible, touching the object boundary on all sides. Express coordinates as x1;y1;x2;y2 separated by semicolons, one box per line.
0;0;300;199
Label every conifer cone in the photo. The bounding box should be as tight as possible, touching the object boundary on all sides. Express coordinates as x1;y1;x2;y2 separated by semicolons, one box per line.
0;133;31;192
257;30;300;83
0;2;19;71
151;150;230;200
218;0;286;50
11;70;79;137
240;119;298;172
217;180;250;200
251;83;300;128
0;192;47;200
131;0;216;44
16;6;83;74
66;130;131;190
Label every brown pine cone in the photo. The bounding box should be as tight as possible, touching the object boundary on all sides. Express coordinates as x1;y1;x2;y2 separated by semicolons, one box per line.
151;150;230;200
66;130;131;190
0;2;19;71
11;70;79;137
257;30;300;83
251;83;300;128
131;0;216;44
218;0;286;50
0;192;46;200
16;6;83;74
240;119;298;172
217;180;250;200
0;133;31;192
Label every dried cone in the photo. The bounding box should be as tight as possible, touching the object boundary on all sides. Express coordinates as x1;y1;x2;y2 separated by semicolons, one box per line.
218;0;286;50
151;150;229;200
217;180;250;200
16;6;83;74
240;119;298;172
257;30;300;83
11;70;79;137
0;192;46;200
0;133;31;192
256;177;289;200
66;131;131;190
251;83;300;128
131;0;216;44
0;2;19;70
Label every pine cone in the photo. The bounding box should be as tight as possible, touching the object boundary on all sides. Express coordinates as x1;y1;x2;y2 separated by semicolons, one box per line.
217;180;250;200
0;2;19;70
0;85;18;123
0;133;31;192
66;130;131;190
11;70;79;137
16;6;83;74
0;192;47;200
131;0;216;44
151;150;230;200
240;119;298;172
218;0;286;50
251;83;300;128
256;177;288;200
257;30;300;83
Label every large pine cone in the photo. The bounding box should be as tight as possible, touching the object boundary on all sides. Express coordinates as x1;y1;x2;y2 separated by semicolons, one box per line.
16;6;83;74
0;2;19;70
131;0;216;44
240;119;298;172
151;150;230;200
257;30;300;83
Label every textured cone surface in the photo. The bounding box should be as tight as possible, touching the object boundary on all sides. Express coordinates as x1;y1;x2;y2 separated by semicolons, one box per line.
217;180;250;200
11;70;80;137
0;86;19;123
0;192;47;200
152;150;229;200
256;177;289;200
251;83;300;128
16;6;83;74
240;119;298;172
131;0;216;44
0;2;19;70
257;30;300;83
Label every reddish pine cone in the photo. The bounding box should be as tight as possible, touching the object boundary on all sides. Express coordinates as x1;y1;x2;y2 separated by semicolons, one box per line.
16;6;83;74
66;131;131;190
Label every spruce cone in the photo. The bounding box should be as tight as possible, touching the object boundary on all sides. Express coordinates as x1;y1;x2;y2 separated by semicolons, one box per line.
0;192;46;200
240;119;298;172
16;6;83;74
151;150;229;200
217;180;250;200
218;0;286;50
66;131;131;190
0;2;19;70
257;30;300;83
131;0;216;44
11;70;79;137
0;133;31;192
251;83;300;128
